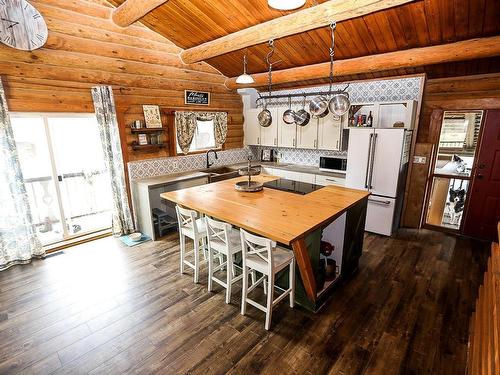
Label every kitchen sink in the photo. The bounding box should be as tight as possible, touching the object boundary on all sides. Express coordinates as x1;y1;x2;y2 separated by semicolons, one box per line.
202;166;240;183
203;166;238;174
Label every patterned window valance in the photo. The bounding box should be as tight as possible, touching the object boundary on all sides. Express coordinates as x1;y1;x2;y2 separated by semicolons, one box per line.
175;111;228;154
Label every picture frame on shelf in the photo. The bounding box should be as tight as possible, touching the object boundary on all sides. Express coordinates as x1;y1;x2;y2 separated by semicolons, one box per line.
138;134;148;145
143;105;163;128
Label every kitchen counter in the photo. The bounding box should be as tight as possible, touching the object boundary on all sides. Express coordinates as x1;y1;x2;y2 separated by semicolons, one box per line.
161;174;368;311
134;171;211;188
259;162;346;179
133;161;345;189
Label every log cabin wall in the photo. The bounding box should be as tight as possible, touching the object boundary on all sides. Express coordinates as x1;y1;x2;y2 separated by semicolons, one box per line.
0;0;244;168
401;73;500;228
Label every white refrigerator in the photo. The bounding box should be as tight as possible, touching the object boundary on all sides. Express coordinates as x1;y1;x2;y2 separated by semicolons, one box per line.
346;128;412;236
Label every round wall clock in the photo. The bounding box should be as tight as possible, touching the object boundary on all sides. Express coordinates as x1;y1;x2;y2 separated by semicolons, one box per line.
0;0;48;51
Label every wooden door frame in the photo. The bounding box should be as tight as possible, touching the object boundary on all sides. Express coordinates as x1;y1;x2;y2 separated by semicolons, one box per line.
421;108;486;234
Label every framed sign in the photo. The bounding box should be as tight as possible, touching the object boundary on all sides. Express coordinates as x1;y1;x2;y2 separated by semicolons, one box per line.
142;105;162;128
185;90;210;106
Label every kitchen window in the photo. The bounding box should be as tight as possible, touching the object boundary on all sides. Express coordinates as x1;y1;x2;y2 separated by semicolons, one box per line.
175;119;217;154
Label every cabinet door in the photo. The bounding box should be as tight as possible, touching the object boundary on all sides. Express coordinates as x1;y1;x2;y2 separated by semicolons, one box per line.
244;108;261;146
315;174;345;186
317;113;343;150
299;172;316;183
277;107;297;148
297;119;318;149
260;108;279;147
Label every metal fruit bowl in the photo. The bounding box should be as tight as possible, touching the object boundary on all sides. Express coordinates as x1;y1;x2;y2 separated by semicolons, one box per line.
234;180;263;192
238;166;261;176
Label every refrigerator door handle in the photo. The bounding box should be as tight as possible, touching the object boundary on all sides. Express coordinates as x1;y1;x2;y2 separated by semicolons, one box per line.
364;133;373;188
368;197;391;205
368;133;378;189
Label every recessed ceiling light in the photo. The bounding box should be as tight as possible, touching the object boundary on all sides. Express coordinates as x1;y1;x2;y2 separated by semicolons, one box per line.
268;0;306;11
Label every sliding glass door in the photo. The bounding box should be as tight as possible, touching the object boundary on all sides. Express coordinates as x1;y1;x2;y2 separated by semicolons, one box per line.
10;114;112;245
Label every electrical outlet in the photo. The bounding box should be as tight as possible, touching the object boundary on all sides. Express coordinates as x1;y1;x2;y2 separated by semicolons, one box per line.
413;156;427;164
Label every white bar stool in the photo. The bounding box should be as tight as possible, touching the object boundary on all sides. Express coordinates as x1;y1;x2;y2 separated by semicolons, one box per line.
175;205;208;283
205;216;244;304
240;229;295;330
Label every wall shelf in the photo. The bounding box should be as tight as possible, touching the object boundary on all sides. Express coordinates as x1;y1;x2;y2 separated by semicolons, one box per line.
131;143;166;152
130;127;166;134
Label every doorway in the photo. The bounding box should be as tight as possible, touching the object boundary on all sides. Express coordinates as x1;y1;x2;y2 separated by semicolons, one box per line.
462;110;500;241
10;113;112;245
424;110;483;232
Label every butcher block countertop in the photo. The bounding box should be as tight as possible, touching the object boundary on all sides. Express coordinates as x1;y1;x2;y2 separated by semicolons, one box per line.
161;174;369;245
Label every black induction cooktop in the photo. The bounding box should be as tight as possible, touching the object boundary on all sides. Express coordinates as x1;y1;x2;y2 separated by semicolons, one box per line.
263;178;323;195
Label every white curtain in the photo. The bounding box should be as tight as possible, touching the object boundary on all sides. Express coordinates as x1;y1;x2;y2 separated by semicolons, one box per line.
0;77;44;271
91;86;134;236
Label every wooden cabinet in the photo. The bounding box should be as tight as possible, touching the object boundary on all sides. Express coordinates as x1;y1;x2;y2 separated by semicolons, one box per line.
244;108;261;146
297;119;318;149
260;109;279;147
277;107;297;148
317;113;344;151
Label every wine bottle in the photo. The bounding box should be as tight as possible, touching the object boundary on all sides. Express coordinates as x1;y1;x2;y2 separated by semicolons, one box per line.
367;111;373;127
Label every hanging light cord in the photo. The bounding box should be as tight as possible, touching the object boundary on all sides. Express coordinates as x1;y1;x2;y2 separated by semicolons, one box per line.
243;53;248;74
328;21;336;94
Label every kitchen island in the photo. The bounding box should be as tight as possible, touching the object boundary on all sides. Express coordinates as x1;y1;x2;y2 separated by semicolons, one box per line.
161;174;369;311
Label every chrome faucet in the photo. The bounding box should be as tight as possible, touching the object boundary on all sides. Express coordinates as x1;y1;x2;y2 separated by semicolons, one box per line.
206;149;218;169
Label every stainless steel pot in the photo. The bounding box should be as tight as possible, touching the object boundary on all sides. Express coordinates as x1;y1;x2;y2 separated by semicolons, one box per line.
258;102;272;128
309;95;329;118
282;96;296;124
329;91;350;116
295;96;310;127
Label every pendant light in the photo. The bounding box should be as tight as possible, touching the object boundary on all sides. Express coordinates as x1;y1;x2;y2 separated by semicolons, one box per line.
235;53;254;84
268;0;306;10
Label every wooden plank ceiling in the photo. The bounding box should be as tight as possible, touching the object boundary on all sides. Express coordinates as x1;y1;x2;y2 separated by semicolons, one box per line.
106;0;500;88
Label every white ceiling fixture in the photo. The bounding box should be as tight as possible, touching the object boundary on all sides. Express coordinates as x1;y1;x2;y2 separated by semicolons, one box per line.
268;0;306;11
236;54;255;84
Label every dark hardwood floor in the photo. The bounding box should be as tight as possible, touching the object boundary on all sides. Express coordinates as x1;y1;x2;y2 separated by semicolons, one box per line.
0;229;489;374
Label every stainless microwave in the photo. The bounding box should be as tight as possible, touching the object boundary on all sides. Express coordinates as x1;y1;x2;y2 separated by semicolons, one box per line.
319;156;347;174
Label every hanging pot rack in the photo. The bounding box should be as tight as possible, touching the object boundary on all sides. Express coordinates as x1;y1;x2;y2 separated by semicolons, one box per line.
254;84;350;106
254;21;351;115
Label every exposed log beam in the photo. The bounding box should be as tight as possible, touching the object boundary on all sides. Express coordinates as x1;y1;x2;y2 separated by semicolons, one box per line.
112;0;169;27
226;36;500;89
180;0;413;64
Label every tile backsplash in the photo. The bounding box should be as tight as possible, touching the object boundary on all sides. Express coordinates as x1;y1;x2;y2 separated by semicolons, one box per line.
250;146;345;167
128;148;250;180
